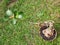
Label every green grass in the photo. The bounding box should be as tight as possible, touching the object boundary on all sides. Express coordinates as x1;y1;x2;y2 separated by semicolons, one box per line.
0;0;60;45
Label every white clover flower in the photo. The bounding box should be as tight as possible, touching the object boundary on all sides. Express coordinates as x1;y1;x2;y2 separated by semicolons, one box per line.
16;15;22;19
13;19;17;24
18;15;22;18
6;9;13;16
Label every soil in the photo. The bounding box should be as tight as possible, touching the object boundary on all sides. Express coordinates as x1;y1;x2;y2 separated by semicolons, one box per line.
40;26;57;41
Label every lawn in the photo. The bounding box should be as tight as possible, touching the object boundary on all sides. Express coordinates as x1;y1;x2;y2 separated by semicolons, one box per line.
0;0;60;45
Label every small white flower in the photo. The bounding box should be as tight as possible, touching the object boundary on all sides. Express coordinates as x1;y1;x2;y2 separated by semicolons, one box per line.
18;15;22;19
13;19;17;24
6;9;13;16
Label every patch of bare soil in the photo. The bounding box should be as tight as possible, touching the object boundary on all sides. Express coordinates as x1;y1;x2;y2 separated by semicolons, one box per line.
40;25;57;41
